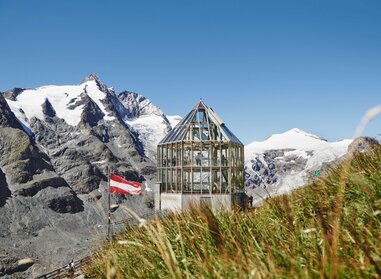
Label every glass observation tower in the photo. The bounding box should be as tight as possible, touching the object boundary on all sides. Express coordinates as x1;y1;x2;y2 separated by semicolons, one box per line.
154;100;245;212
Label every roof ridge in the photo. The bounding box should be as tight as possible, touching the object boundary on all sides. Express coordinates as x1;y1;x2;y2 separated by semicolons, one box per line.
158;100;243;145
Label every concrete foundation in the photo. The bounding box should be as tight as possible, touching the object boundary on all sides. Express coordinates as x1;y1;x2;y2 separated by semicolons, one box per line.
157;193;233;214
154;184;247;213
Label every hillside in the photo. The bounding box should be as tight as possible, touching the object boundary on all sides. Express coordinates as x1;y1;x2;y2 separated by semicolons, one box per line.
85;141;381;278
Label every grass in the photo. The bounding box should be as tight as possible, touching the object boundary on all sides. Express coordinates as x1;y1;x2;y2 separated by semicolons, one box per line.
0;128;31;164
85;145;381;278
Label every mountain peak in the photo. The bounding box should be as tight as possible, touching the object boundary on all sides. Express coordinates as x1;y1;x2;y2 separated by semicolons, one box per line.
284;128;327;141
3;88;25;101
81;73;101;84
246;128;340;156
289;128;304;133
80;73;114;95
0;94;23;130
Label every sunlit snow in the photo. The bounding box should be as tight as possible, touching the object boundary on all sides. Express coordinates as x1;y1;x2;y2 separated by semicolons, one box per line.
6;80;114;128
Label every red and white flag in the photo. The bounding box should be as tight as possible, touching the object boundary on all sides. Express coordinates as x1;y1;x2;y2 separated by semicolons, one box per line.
110;173;142;195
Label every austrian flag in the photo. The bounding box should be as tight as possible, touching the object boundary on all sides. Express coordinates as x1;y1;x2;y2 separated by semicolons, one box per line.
110;173;142;195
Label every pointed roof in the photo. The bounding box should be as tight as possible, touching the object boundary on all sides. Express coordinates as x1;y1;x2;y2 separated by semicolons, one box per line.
159;100;243;145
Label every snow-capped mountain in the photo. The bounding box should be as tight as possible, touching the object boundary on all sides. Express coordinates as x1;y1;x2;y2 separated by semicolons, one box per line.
0;74;161;276
6;75;115;129
3;74;154;193
245;128;352;204
119;92;181;160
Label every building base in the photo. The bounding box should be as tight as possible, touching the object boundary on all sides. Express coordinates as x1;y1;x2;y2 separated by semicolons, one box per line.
154;183;246;213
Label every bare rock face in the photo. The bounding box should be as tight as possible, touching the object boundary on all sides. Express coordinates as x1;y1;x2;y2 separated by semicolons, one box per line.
79;96;105;128
2;87;25;101
118;91;165;118
13;176;68;197
347;136;380;154
0;96;64;196
0;168;11;207
0;94;23;129
0;255;34;277
45;187;84;214
0;92;85;217
41;98;56;118
245;149;308;189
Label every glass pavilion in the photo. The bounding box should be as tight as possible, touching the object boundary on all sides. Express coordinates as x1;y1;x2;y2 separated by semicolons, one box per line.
155;100;245;212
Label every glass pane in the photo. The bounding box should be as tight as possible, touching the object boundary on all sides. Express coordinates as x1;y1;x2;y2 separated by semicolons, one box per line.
221;125;242;144
221;147;228;166
163;146;169;167
202;172;210;193
194;151;202;166
184;171;191;193
212;170;220;193
177;170;181;192
193;171;201;193
184;145;191;166
201;150;209;167
222;169;228;194
201;129;209;141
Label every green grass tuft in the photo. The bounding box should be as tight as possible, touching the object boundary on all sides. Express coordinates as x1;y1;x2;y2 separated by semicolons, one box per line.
85;146;381;278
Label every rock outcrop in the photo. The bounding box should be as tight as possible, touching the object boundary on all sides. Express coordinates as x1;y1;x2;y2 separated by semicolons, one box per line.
0;255;34;277
347;136;380;154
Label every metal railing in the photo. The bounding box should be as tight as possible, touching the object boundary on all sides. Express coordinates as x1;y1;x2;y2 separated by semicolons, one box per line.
35;256;92;279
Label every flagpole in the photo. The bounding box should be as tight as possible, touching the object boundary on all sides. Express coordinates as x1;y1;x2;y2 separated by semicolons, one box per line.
107;166;111;240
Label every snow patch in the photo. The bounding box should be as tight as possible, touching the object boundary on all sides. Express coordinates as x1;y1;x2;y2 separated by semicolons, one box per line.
91;160;106;165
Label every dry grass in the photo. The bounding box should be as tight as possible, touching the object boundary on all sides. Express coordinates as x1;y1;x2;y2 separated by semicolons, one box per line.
85;146;381;278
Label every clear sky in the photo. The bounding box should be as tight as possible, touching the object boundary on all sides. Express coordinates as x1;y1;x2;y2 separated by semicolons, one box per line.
0;0;380;144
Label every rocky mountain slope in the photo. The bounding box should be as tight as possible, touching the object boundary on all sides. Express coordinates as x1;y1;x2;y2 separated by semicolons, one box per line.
245;128;352;204
0;74;165;277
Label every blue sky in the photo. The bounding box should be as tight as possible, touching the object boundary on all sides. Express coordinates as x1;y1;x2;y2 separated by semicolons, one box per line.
0;0;380;144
